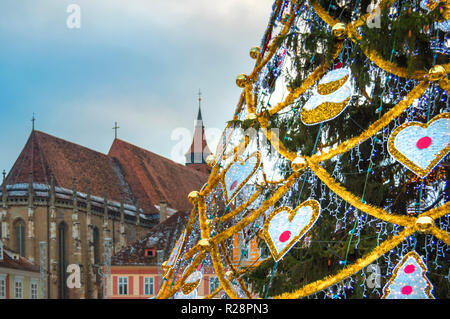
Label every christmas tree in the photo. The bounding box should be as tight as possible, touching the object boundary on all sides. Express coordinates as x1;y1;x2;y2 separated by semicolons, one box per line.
157;0;449;299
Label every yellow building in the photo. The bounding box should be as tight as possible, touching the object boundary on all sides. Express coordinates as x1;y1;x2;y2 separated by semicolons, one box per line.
0;240;41;299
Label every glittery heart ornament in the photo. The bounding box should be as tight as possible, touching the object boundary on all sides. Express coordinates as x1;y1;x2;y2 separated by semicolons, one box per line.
382;251;434;299
264;199;321;262
301;67;353;125
388;112;450;178
162;229;186;277
222;152;261;204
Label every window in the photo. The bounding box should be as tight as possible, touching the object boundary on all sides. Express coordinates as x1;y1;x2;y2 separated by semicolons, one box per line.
240;242;249;261
31;280;38;299
144;277;154;295
0;275;6;299
15;277;23;299
58;222;68;299
209;276;220;294
0;241;3;260
14;219;26;257
92;226;100;265
118;277;128;295
145;249;156;257
259;244;270;259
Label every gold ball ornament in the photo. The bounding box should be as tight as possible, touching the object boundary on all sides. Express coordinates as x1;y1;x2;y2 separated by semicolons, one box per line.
247;113;257;121
198;238;211;249
415;216;434;232
428;65;447;82
225;270;234;278
236;74;248;88
206;154;216;166
249;46;260;60
332;23;347;40
286;82;293;92
291;156;307;172
188;191;201;204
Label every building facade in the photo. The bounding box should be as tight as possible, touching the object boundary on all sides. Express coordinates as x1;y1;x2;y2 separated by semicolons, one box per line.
0;130;208;298
109;211;267;299
0;240;42;299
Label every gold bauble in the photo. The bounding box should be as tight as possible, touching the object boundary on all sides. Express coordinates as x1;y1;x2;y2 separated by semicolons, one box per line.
236;74;248;88
247;113;257;121
415;216;434;232
198;238;210;249
332;23;347;40
428;65;446;82
225;270;234;278
291;156;307;172
206;154;216;166
286;83;293;92
188;191;200;204
249;46;260;59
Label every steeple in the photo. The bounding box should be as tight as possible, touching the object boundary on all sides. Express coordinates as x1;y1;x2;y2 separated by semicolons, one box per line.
185;89;212;175
196;89;203;123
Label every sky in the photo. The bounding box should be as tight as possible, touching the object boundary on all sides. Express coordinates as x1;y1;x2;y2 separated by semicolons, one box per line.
0;0;275;174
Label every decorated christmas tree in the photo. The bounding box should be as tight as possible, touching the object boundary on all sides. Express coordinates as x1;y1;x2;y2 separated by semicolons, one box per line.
156;0;449;299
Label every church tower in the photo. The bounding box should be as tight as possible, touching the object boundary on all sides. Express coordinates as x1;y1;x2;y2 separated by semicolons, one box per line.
185;90;212;175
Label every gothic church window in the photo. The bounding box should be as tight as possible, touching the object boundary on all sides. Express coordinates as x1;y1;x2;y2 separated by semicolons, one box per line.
58;222;68;299
14;219;26;257
93;226;100;264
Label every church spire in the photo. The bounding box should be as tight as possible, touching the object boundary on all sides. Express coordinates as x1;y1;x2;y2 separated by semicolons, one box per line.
185;90;211;175
197;89;203;122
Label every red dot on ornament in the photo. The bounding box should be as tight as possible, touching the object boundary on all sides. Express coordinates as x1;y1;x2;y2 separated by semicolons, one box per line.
401;286;413;295
279;231;291;243
334;62;343;69
416;136;432;150
404;264;416;274
230;180;238;190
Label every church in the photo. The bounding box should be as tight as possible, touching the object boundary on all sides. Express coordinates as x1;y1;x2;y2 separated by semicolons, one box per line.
0;103;212;299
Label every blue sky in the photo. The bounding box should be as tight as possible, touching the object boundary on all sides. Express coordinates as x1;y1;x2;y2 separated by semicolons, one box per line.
0;0;274;174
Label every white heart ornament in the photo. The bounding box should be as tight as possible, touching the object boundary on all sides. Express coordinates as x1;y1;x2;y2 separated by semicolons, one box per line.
388;113;450;178
222;153;261;204
264;200;321;262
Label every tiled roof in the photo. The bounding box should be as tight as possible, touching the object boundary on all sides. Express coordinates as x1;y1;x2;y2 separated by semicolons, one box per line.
111;210;194;266
108;139;208;214
6;131;132;206
5;131;209;216
0;242;40;273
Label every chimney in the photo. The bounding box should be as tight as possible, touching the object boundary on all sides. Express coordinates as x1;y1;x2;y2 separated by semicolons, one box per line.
159;200;167;223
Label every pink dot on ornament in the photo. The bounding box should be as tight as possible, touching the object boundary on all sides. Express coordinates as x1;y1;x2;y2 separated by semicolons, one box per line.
230;180;238;190
416;136;432;150
404;264;416;274
279;231;291;243
401;286;413;295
